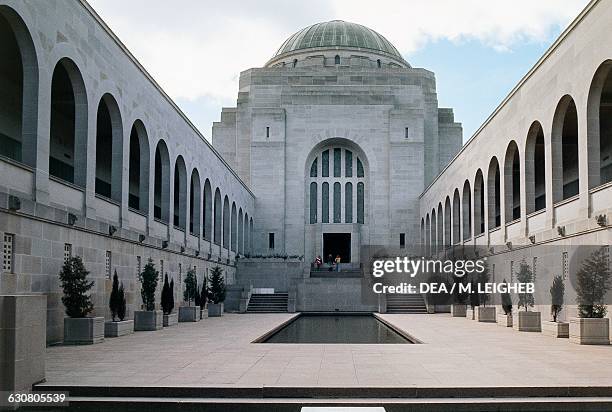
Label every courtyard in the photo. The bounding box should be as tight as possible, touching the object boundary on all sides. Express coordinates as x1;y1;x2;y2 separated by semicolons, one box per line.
40;313;612;389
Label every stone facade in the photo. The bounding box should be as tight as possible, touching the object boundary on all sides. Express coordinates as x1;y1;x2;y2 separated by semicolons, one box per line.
0;0;253;343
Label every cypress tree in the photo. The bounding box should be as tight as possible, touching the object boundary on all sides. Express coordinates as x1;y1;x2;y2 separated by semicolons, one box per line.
117;282;127;321
138;258;159;311
516;260;535;311
550;275;564;322
59;256;94;318
109;270;122;321
169;278;175;313
208;266;226;304
576;247;611;318
161;273;172;314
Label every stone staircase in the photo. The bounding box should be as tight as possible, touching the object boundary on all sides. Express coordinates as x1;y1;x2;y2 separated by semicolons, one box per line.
246;293;288;313
386;293;428;314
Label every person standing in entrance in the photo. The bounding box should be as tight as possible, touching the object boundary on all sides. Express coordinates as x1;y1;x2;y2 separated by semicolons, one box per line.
327;254;334;271
335;255;341;272
315;255;322;270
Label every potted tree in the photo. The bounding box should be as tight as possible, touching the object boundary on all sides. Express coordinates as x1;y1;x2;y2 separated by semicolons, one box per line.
513;260;541;332
208;266;226;317
199;275;208;319
161;274;178;326
497;279;513;327
474;263;495;322
60;256;104;344
104;270;133;337
466;277;479;320
179;267;201;322
570;248;611;345
543;275;568;338
451;276;467;317
134;259;162;331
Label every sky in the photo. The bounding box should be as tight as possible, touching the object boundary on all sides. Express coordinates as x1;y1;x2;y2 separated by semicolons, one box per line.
87;0;590;142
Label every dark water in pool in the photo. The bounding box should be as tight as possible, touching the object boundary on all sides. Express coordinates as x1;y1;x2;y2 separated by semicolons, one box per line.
262;314;411;344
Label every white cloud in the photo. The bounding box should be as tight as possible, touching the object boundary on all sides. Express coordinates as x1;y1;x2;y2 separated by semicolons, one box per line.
87;0;589;135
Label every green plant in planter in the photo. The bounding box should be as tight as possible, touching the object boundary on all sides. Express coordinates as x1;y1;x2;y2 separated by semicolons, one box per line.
117;283;126;321
200;275;207;310
161;274;173;315
109;270;127;321
208;266;226;304
576;247;611;318
138;258;159;311
501;278;512;315
516;260;534;311
452;275;468;304
476;262;490;306
550;275;565;322
169;278;175;313
183;268;198;305
194;277;201;307
59;256;94;318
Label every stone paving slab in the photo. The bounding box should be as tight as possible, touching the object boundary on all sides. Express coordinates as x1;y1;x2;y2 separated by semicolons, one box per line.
41;313;612;389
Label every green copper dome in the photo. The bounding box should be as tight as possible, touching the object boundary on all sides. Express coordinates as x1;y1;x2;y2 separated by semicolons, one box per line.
272;20;404;60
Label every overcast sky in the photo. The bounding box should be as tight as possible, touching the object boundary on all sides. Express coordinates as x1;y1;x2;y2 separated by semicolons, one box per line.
87;0;589;141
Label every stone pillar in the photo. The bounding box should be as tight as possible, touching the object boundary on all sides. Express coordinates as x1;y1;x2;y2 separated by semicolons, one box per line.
0;295;47;394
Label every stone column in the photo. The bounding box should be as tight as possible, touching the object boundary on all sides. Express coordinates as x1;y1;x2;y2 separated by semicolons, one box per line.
0;295;46;394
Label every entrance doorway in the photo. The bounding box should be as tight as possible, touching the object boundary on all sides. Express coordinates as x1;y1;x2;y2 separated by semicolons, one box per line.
323;233;351;264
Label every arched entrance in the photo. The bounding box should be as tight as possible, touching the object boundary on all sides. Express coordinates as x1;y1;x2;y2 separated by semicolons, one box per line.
305;139;368;269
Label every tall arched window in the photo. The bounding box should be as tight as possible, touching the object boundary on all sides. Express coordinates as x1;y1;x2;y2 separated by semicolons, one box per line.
462;180;472;240
49;58;87;186
213;188;222;245
238;209;244;254
153;140;170;222
345;183;353;223
474;169;485;234
189;169;201;235
452;189;460;244
95;94;123;202
128;121;149;212
310;182;317;224
587;61;612;188
203;179;212;240
222;196;230;249
525;122;546;213
0;8;38;166
231;202;237;252
504;141;521;221
308;146;366;225
333;182;341;223
487;158;501;229
173;156;187;229
552;95;579;201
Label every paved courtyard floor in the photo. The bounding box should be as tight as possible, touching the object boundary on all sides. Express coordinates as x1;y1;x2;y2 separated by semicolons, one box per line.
42;313;612;388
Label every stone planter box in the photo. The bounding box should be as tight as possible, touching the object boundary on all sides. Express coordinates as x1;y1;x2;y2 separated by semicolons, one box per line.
475;306;496;322
134;310;163;331
179;306;201;322
200;306;208;319
497;313;512;327
466;307;475;320
513;311;541;332
208;302;224;317
163;312;178;327
104;320;134;337
569;317;610;345
64;317;104;345
451;304;466;317
542;321;569;338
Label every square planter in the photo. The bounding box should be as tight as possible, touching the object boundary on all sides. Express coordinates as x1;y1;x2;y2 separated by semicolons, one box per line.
104;320;134;337
200;306;208;319
475;306;496;322
513;311;541;332
64;317;104;345
179;306;201;322
134;310;163;331
497;313;513;327
451;304;466;317
466;307;475;320
163;312;178;327
208;302;224;317
569;317;610;345
542;321;569;338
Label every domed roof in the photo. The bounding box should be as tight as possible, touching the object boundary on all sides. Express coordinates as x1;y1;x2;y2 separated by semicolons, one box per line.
272;20;404;60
